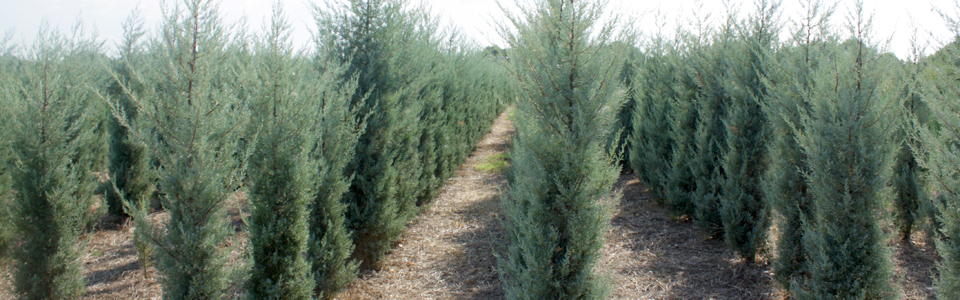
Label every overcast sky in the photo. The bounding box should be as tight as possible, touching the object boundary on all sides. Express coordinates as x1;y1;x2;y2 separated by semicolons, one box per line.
1;0;958;59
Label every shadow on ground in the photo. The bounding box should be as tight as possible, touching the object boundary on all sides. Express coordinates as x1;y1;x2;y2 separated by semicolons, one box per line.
604;173;778;300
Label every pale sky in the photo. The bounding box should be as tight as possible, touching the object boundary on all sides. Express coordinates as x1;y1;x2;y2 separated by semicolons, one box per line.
0;0;957;59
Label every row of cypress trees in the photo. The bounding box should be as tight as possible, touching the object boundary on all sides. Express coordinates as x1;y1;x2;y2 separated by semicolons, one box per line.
0;0;512;299
624;0;960;298
497;0;629;298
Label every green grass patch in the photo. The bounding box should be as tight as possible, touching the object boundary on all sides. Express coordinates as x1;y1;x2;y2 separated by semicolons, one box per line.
476;152;511;173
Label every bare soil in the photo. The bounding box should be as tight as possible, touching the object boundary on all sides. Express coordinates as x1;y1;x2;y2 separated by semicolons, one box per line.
0;109;940;299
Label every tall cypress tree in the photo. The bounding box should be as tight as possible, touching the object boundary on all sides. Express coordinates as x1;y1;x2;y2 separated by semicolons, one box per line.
609;43;641;168
497;0;624;298
762;0;832;290
245;4;323;299
718;0;778;261
691;12;738;235
662;24;711;218
793;4;896;298
916;12;960;300
305;58;363;299
629;34;680;205
4;25;102;300
104;1;248;298
0;30;17;264
105;8;152;221
891;43;928;243
314;0;435;270
105;10;156;276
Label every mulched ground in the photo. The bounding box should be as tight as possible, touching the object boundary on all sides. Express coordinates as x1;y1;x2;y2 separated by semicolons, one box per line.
0;109;941;299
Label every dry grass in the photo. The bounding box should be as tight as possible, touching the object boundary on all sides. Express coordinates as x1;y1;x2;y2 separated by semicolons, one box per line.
0;109;941;299
599;175;939;300
81;220;162;299
598;176;781;300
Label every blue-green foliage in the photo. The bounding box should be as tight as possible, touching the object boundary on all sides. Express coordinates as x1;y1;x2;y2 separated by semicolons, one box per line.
105;11;157;277
315;0;432;270
629;35;680;206
0;31;17;265
315;0;508;272
610;44;641;167
761;0;834;289
105;0;249;298
916;28;960;300
688;15;742;236
3;25;103;300
105;9;152;221
498;0;624;298
791;11;897;298
660;42;702;218
245;4;331;299
891;50;929;243
718;0;778;261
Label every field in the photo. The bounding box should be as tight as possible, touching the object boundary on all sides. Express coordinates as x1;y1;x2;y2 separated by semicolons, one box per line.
0;111;940;299
2;0;960;298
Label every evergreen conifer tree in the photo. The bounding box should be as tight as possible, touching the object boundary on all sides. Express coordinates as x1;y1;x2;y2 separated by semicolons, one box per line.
103;1;249;298
792;4;896;298
244;4;324;299
629;34;680;204
0;31;16;264
305;57;362;298
497;0;624;298
105;8;153;221
718;0;778;261
314;0;436;270
690;14;738;235
609;43;641;167
661;26;710;218
105;10;156;276
891;43;928;243
916;8;960;299
4;24;102;300
762;0;832;289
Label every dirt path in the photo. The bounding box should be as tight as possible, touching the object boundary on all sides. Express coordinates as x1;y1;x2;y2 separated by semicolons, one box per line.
338;110;515;299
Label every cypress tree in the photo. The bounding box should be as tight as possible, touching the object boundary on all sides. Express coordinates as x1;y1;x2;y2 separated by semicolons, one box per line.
718;0;778;261
793;4;896;298
497;0;624;298
629;35;680;204
762;0;832;289
891;44;928;243
4;24;102;300
314;0;435;270
916;11;960;300
305;57;362;299
690;13;738;235
662;28;709;218
0;31;16;264
104;1;248;298
609;43;641;168
105;8;153;221
244;4;321;298
105;10;156;276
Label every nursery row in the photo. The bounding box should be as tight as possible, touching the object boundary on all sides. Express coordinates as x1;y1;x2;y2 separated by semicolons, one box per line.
623;0;959;299
0;0;512;299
